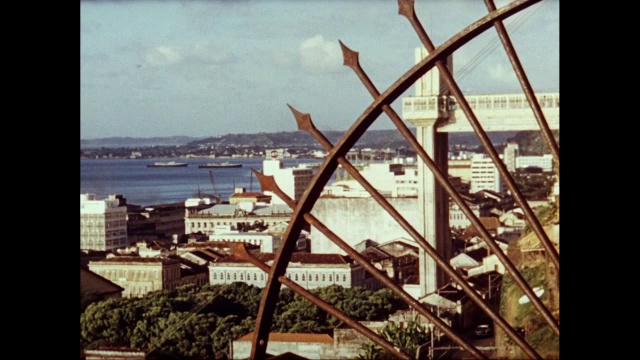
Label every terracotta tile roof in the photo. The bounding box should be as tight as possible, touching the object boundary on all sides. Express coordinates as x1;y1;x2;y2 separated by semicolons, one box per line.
181;241;260;251
214;252;351;265
462;217;501;238
188;250;219;261
235;332;333;344
91;256;180;265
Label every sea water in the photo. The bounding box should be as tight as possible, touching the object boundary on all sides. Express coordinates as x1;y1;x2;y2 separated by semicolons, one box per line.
80;157;323;207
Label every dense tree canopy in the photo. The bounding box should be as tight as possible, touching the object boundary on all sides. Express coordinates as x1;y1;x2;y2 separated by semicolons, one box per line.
80;283;406;359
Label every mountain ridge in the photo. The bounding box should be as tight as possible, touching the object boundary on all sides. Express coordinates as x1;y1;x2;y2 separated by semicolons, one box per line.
81;130;523;149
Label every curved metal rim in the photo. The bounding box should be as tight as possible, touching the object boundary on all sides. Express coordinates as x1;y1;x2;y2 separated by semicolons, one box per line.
251;0;546;358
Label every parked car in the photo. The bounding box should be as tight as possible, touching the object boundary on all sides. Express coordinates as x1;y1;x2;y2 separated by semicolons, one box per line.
474;324;493;338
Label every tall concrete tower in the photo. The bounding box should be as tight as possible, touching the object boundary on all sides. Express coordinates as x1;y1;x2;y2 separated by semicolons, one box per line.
403;48;453;296
504;142;519;173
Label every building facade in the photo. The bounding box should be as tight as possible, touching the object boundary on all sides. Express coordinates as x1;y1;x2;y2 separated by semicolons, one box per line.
503;142;519;173
81;194;128;251
448;158;472;183
126;202;186;242
470;154;503;194
516;154;554;172
209;253;362;289
262;155;316;205
88;256;208;298
322;162;418;198
310;197;421;255
229;189;272;205
208;231;280;253
185;203;292;236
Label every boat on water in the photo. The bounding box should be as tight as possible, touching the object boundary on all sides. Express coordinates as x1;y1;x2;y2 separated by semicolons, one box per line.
198;162;242;169
146;161;188;168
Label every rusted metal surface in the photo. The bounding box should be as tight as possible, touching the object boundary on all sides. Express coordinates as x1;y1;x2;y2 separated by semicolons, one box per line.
336;38;553;356
251;1;550;359
234;243;413;360
484;0;560;168
398;0;559;338
254;169;487;359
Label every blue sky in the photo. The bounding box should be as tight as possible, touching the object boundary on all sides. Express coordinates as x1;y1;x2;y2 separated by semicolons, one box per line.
80;0;559;139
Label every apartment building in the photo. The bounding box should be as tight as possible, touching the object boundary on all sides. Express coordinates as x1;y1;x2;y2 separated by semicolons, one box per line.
80;194;128;251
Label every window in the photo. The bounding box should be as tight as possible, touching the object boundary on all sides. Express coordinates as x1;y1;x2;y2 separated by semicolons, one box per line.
227;273;230;280
213;273;217;280
233;273;237;280
240;273;244;280
261;273;264;281
343;274;347;282
322;274;325;281
254;273;257;281
295;273;298;281
315;274;319;281
329;275;332;282
302;274;305;281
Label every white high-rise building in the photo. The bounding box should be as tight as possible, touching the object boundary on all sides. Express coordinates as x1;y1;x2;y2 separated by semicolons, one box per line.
262;153;316;205
470;154;503;194
503;142;519;173
80;194;128;251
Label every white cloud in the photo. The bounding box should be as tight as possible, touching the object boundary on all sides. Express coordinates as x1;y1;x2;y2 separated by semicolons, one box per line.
193;40;235;64
299;35;342;74
145;46;183;66
488;63;516;83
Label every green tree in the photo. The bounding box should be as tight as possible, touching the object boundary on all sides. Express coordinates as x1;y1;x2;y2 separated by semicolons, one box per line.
358;318;431;360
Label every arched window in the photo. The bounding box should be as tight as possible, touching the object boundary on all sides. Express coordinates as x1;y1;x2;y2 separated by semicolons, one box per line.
227;273;230;280
322;274;325;282
240;273;244;280
315;274;319;281
302;274;305;281
329;275;332;282
295;273;298;281
254;273;257;281
233;273;237;280
343;274;347;282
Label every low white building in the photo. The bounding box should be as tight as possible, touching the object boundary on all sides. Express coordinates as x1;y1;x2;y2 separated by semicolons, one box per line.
209;253;361;289
208;229;280;253
185;203;292;236
516;154;554;172
449;201;482;230
322;162;418;198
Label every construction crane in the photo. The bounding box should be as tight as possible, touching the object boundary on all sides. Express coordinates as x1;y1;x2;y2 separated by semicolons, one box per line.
208;170;222;204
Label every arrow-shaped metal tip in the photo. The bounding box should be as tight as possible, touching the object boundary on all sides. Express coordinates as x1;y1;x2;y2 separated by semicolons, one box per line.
251;168;278;193
287;104;315;133
397;0;415;19
232;242;253;262
339;40;359;70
